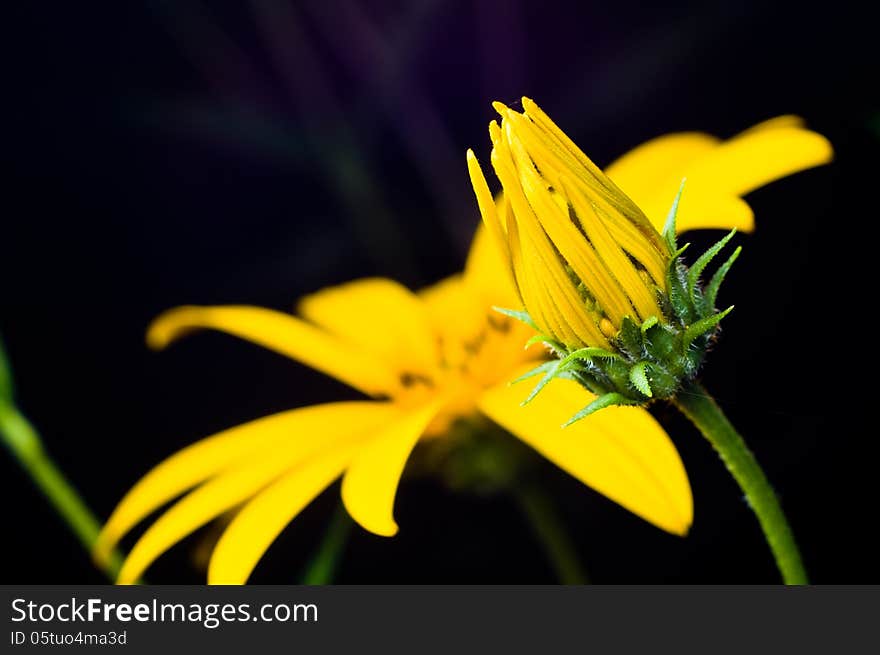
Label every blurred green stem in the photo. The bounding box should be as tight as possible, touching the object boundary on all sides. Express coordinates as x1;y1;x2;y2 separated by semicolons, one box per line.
515;484;589;584
0;338;122;579
299;503;352;584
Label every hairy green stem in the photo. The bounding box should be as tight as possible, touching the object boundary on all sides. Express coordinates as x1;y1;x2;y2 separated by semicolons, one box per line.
299;503;353;584
515;484;589;585
674;381;807;584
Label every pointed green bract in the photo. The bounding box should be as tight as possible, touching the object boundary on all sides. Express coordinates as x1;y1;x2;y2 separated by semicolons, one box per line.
662;179;686;255
618;317;644;358
673;243;691;259
509;360;557;386
688;229;737;297
521;361;561;406
563;393;640;427
524;333;566;355
558;347;621;368
684;306;734;348
704;246;742;311
524;334;548;350
666;260;692;323
492;306;539;330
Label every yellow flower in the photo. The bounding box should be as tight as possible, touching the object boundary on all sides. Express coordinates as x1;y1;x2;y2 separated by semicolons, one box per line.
467;98;832;352
97;110;830;585
95;230;691;584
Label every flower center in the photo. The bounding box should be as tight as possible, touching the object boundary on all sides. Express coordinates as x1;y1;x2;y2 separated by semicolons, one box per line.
394;312;539;437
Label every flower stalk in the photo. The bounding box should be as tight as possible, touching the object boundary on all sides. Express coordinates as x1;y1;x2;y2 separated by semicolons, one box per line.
0;337;123;580
674;381;807;584
515;483;589;584
299;503;353;585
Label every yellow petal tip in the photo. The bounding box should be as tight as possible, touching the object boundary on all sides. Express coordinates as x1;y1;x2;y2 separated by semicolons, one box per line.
341;486;401;538
488;120;501;144
491;100;509;115
646;505;692;537
814;133;834;163
666;498;693;537
146;307;199;350
374;522;399;538
91;526;120;568
116;568;138;586
668;512;693;537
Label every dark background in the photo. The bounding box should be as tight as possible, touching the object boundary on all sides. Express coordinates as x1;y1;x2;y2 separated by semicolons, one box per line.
3;0;876;583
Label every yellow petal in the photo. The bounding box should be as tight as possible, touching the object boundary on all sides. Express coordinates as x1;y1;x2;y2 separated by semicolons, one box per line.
418;274;539;385
418;275;484;370
492;135;610;348
621;187;757;235
115;404;399;583
668;193;755;233
466;150;515;297
605;132;721;200
498;100;667;287
297;279;438;378
509;133;637;325
117;456;298;584
341;399;443;536
418;274;473;318
463;222;519;308
518;97;665;253
478;371;693;535
100;401;399;580
605;122;832;234
147;305;401;396
208;444;360;584
736;115;805;134
561;175;663;321
683;126;833;198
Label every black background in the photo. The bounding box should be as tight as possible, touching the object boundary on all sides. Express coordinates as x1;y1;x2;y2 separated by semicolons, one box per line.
3;0;877;583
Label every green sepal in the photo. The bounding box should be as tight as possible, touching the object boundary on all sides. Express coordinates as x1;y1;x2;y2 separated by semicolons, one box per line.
684;305;734;348
704;245;742;311
562;393;640;427
558;347;621;369
553;368;582;384
687;228;737;297
524;333;566;356
666;260;693;323
521;361;561;406
644;322;675;357
492;306;538;330
643;363;679;398
662;179;686;255
672;243;691;259
509;360;557;386
629;361;653;397
617;317;644;358
640;315;659;335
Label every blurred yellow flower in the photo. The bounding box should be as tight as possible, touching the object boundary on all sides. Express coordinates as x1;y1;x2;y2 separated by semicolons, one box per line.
97;110;830;584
